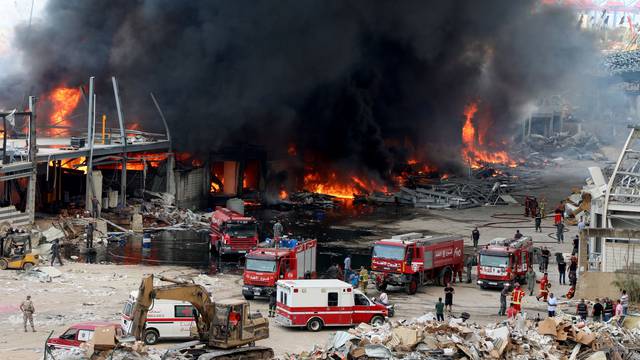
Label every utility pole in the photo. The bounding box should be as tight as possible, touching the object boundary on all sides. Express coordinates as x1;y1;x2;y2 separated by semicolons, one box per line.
26;96;37;224
112;77;127;208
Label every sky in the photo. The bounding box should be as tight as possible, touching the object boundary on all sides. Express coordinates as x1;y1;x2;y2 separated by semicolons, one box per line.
0;0;46;75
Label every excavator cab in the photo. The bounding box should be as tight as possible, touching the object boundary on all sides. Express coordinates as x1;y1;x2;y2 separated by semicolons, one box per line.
210;299;269;348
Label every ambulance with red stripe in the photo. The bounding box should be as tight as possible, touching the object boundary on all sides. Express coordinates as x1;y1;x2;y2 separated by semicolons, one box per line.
274;279;387;331
121;291;196;345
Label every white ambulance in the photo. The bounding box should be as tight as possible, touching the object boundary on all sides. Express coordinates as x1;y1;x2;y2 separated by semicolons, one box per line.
121;291;196;344
274;279;388;331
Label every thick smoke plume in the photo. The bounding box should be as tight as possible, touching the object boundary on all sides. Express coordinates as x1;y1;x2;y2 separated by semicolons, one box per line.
4;0;596;181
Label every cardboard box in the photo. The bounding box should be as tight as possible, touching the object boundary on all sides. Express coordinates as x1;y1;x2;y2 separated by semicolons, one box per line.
93;326;116;351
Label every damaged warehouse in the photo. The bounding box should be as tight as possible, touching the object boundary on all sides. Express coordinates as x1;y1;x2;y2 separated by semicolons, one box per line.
1;1;640;360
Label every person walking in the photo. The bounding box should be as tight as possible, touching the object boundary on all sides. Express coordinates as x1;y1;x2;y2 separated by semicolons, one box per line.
20;295;35;332
572;235;579;256
435;298;445;322
526;267;536;296
577;299;588;321
615;299;623;317
555;222;565;243
268;290;277;318
273;220;283;245
558;259;566;285
444;283;454;313
592;299;603;322
536;273;550;302
547;293;558;317
499;283;510;316
358;266;369;294
472;227;480;249
343;255;351;282
91;195;100;218
540;247;550;272
621;290;629;315
535;212;542;232
511;283;525;314
50;239;63;266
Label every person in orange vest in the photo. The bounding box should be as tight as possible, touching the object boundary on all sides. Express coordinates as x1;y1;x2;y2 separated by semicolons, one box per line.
536;272;550;302
511;282;525;313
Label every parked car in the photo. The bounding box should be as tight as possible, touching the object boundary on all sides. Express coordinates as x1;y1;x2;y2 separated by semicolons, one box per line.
46;321;121;350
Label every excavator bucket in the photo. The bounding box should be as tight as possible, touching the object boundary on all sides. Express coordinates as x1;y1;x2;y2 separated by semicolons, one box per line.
129;274;155;339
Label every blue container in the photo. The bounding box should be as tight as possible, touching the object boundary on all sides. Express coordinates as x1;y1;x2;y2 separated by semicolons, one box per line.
142;232;152;249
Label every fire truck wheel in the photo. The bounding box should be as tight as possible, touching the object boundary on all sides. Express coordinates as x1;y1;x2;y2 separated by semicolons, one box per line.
375;281;387;291
405;277;418;295
243;293;255;300
370;315;385;326
306;317;324;332
0;259;8;270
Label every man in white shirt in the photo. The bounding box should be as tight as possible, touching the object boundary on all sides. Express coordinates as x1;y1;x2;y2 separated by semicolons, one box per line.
547;293;558;317
379;292;389;305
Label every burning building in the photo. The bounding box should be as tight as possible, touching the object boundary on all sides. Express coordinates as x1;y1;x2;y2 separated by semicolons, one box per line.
0;1;607;209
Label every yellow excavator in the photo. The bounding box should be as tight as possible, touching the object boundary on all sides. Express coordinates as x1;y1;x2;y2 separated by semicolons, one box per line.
129;274;273;360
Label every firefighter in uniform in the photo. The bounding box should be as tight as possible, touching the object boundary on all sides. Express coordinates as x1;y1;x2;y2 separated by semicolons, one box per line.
536;272;550;302
359;266;369;294
511;283;525;313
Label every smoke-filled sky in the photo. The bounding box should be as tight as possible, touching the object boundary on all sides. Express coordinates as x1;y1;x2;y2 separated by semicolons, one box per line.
1;0;602;180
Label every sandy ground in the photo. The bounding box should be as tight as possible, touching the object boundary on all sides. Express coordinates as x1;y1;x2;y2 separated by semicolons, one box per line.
0;160;597;359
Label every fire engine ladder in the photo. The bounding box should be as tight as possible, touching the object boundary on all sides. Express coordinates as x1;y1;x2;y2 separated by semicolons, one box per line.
602;125;640;227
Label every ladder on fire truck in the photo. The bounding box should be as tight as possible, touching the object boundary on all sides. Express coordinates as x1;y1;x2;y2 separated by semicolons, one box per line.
603;125;640;228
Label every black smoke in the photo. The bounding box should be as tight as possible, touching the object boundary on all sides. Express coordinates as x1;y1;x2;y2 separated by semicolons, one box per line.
4;0;597;181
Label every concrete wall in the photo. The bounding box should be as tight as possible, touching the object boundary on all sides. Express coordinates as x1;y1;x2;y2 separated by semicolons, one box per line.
175;167;209;209
575;271;626;300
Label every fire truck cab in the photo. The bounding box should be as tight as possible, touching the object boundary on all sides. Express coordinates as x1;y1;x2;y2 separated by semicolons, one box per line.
477;236;533;289
210;207;259;255
371;233;464;295
275;279;387;331
242;238;317;300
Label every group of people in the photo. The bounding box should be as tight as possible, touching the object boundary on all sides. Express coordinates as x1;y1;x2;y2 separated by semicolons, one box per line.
573;292;629;323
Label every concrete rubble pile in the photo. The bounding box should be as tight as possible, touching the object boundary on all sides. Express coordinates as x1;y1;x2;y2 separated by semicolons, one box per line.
522;132;605;162
280;313;640;360
140;191;210;229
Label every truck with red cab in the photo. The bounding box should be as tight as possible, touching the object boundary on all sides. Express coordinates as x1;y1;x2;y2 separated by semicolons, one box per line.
371;233;464;294
47;321;121;351
476;236;533;289
242;238;317;300
210;207;259;255
275;279;387;331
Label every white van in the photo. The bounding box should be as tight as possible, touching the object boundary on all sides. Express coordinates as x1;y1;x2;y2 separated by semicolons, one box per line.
121;291;196;344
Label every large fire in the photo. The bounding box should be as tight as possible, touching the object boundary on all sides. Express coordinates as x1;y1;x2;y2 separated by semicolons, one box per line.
460;102;516;169
303;172;386;199
48;87;82;137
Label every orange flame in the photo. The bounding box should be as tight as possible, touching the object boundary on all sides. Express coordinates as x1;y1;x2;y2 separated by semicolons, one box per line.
461;102;516;169
49;87;81;137
303;172;386;199
279;189;288;200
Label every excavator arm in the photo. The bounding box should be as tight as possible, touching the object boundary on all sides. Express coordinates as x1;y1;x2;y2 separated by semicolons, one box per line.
130;274;214;342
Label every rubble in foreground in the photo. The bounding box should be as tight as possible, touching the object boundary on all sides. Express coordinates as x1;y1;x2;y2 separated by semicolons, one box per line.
279;313;640;360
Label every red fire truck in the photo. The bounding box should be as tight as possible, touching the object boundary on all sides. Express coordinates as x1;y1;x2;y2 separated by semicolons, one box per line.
210;207;259;255
242;238;317;300
371;233;464;295
476;236;533;289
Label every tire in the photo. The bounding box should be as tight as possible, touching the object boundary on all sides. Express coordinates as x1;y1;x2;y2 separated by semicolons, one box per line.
405;277;418;295
0;259;7;270
144;329;159;345
440;267;453;287
243;293;255;300
22;262;34;271
306;317;323;332
370;315;385;326
375;281;387;292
